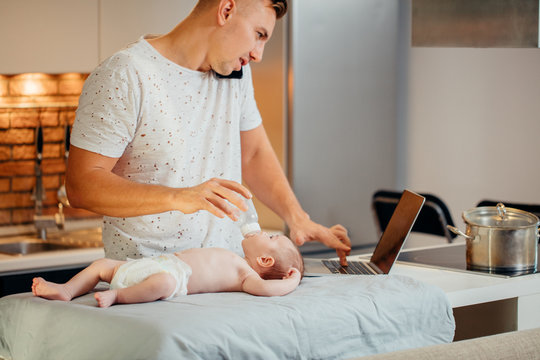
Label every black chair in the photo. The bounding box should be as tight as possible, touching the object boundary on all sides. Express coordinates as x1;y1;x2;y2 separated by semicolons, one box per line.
372;190;457;243
476;200;540;221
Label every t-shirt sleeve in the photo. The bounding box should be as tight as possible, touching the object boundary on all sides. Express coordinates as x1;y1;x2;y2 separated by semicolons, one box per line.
239;64;263;132
71;55;140;158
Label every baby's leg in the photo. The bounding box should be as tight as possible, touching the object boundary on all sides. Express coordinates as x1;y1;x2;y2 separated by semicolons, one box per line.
95;272;177;308
32;258;124;301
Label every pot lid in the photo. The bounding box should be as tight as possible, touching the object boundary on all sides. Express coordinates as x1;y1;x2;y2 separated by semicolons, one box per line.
463;203;540;228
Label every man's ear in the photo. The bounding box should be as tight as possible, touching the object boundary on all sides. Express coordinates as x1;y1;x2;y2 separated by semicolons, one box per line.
256;255;275;268
217;0;236;26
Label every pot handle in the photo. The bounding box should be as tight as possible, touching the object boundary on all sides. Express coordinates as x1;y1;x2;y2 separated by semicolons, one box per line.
447;225;474;240
497;203;507;220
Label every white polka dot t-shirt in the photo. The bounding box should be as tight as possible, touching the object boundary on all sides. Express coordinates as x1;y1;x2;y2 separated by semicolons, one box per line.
71;36;262;260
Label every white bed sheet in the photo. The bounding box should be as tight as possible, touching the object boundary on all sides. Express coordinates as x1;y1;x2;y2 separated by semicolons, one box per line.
0;274;454;360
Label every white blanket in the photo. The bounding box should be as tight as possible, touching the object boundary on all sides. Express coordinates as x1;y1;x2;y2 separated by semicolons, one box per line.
0;275;454;360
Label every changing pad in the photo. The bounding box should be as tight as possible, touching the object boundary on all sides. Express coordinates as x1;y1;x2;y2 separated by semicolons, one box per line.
0;274;455;360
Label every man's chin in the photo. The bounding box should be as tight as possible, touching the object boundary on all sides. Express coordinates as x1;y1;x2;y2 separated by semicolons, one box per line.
212;63;234;76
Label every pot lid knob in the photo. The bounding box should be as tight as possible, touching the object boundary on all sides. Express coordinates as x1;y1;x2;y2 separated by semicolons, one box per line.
496;203;507;220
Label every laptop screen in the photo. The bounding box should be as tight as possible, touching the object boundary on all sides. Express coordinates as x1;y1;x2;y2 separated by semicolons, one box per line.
370;190;425;274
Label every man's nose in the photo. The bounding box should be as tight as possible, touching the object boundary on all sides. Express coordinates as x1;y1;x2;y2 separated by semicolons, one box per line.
249;43;265;63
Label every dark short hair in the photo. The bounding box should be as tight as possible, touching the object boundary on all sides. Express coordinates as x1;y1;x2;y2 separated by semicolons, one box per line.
270;0;288;19
195;0;288;19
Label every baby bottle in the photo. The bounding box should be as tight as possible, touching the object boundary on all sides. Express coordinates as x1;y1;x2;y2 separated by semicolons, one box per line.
236;198;261;236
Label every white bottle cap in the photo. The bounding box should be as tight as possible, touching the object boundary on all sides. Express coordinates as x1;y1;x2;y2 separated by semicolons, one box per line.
241;223;261;236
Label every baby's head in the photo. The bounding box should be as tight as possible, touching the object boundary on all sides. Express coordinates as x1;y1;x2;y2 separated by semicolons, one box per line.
242;232;304;280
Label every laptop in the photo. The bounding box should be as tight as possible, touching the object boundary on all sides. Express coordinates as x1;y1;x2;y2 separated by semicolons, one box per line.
304;190;425;276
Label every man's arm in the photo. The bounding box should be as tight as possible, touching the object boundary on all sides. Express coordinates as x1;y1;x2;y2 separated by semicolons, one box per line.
240;125;351;264
65;145;251;219
241;268;301;296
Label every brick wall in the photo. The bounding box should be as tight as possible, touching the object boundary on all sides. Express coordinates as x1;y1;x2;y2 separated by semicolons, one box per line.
0;73;97;226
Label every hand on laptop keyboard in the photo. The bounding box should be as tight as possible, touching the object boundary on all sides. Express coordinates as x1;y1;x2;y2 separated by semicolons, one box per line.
322;260;375;275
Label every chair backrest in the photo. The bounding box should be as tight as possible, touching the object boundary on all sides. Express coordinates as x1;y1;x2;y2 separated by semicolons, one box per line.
476;200;540;220
372;190;457;243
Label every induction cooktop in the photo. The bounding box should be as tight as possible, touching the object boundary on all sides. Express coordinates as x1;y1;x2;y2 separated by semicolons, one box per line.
397;244;538;278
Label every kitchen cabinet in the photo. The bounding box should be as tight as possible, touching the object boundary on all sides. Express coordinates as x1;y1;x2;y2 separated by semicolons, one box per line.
0;0;99;74
0;244;104;296
0;265;87;296
0;0;196;74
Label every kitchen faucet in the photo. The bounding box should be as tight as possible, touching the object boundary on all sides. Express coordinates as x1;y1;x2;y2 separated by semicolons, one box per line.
32;126;64;240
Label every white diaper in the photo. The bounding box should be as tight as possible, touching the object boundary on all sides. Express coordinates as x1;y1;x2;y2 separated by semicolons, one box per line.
110;254;192;300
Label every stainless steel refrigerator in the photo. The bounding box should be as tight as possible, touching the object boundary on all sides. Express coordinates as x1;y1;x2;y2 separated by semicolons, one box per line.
286;0;409;251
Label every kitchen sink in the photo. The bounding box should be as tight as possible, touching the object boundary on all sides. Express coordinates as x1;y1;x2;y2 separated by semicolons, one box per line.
0;241;77;255
0;228;103;256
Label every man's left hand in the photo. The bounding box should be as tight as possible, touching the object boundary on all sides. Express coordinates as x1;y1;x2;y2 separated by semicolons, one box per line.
290;220;351;266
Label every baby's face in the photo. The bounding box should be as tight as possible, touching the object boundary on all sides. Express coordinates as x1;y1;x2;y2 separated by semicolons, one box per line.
241;232;293;257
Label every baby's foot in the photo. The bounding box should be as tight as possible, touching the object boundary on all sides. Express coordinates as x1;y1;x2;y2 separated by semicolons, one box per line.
32;277;72;301
94;290;118;308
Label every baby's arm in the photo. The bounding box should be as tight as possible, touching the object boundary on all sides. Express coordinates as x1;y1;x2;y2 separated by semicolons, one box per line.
241;268;301;296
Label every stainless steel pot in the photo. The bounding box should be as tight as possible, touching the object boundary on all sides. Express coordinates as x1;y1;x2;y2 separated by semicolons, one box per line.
448;203;539;273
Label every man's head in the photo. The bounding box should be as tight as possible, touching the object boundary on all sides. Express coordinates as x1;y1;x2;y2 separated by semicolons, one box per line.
194;0;288;75
242;232;304;280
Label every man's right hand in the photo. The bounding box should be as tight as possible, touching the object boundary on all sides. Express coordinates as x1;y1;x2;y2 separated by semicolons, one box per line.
174;178;252;220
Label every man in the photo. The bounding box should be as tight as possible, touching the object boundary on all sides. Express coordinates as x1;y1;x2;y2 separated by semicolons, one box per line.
66;0;351;264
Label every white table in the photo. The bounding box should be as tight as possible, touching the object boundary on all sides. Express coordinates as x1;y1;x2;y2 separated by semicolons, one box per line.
348;239;540;340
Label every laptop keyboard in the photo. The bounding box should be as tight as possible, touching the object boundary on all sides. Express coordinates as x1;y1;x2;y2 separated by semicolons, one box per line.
322;260;376;275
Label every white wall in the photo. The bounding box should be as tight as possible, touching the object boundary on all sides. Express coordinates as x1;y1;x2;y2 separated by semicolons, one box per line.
407;48;540;223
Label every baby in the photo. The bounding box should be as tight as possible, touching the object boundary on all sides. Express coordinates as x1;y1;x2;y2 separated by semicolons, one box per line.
32;232;304;307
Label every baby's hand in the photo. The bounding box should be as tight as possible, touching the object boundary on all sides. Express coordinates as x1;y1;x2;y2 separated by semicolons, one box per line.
283;268;301;282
